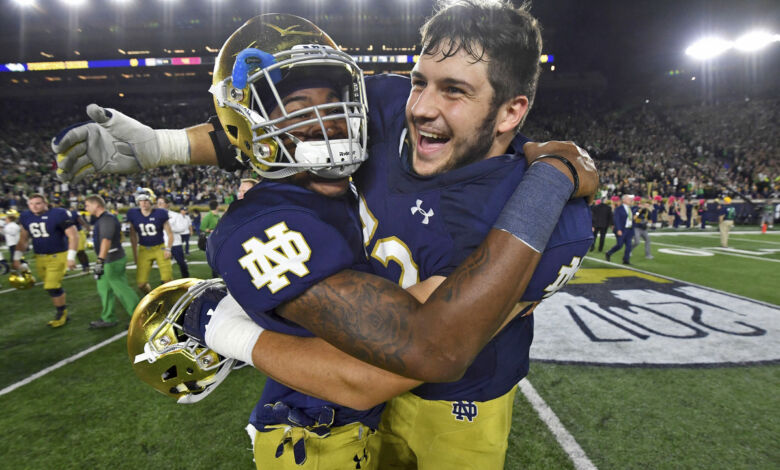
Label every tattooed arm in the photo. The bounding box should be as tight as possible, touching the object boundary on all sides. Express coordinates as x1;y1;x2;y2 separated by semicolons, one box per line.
277;229;541;382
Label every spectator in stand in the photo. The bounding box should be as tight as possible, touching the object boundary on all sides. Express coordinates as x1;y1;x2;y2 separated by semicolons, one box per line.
606;194;635;265
590;199;612;252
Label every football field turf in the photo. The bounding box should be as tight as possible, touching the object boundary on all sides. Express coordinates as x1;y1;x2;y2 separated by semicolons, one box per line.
1;229;778;469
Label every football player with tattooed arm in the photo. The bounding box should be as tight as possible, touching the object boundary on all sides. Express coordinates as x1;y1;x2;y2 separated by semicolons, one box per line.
53;4;597;469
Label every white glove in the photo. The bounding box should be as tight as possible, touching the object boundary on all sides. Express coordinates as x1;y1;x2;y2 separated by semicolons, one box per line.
204;293;265;367
52;104;190;183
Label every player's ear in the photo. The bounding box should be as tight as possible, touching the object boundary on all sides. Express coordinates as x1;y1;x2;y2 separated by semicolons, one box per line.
495;95;529;134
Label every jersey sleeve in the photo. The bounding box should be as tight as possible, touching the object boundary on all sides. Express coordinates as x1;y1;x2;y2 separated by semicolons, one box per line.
56;209;75;231
210;208;357;314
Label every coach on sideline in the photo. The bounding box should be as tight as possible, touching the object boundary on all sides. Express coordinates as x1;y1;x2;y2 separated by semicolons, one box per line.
85;195;139;329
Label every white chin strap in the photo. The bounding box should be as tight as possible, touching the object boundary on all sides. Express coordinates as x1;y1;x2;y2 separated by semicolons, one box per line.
294;139;364;179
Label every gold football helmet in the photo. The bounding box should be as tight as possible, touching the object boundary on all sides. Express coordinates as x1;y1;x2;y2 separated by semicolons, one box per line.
9;271;35;289
134;187;156;204
127;278;236;404
210;13;368;179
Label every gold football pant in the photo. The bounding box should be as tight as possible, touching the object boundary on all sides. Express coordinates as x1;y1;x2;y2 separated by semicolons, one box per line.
135;244;172;286
370;387;517;469
251;422;376;470
35;251;67;289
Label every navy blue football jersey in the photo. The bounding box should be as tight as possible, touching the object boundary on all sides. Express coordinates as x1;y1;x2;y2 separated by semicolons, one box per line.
354;75;594;401
206;181;382;429
126;208;168;246
19;207;74;254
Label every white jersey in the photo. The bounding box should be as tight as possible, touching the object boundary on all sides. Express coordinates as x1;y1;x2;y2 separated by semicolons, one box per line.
4;221;21;247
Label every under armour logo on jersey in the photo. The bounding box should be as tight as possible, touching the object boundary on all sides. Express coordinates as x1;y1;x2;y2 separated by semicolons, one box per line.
238;222;312;293
353;449;368;469
452;400;478;422
410;199;434;224
542;256;583;299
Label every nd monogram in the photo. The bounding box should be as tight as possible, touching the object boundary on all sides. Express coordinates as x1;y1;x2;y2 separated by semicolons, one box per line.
451;400;478;422
238;222;312;293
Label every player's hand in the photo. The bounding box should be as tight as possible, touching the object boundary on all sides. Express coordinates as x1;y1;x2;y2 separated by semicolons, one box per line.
52;104;160;183
523;141;599;203
164;249;172;260
67;259;77;271
93;258;105;280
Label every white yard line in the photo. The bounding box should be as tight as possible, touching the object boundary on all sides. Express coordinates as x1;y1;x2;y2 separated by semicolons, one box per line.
0;331;128;397
652;241;780;263
519;379;597;470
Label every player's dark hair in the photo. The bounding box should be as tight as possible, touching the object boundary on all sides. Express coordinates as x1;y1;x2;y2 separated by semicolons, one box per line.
420;0;542;129
85;195;106;208
209;200;219;211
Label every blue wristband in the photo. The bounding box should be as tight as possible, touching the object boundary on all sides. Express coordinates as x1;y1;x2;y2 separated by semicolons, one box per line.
493;161;574;252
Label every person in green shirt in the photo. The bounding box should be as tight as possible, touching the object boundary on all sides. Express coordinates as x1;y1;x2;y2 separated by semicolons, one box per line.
200;200;221;235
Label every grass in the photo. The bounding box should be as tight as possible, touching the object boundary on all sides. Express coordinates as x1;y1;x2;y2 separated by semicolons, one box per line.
1;229;778;468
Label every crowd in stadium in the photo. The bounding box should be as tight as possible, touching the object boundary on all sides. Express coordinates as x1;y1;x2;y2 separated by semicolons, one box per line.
0;94;777;213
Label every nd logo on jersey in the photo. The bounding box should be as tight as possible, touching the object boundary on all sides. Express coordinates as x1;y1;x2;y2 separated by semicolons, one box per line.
238;222;312;293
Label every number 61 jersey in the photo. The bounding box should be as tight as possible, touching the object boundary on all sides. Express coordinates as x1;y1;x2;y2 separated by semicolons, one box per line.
355;74;595;402
19;207;75;254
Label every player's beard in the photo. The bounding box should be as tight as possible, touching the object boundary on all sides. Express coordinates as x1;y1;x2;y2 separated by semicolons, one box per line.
441;110;497;174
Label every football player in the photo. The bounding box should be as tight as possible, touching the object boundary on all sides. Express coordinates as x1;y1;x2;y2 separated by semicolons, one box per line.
70;204;92;273
13;194;78;327
126;188;174;293
52;5;596;468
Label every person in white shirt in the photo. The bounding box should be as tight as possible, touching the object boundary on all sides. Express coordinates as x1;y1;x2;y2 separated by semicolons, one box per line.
157;196;190;278
4;211;22;265
178;207;193;255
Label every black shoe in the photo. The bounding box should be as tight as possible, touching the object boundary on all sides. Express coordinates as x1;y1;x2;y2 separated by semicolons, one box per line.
605;252;611;262
89;320;118;329
622;260;631;265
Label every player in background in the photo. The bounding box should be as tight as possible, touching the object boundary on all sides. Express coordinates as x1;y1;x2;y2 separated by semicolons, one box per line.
14;194;78;327
70;204;92;273
126;188;174;293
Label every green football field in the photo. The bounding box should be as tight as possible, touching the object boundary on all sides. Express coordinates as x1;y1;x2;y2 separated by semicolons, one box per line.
1;228;778;469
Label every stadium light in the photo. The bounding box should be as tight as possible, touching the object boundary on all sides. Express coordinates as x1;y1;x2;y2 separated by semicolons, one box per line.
61;0;87;6
734;30;779;52
13;0;36;6
685;36;733;60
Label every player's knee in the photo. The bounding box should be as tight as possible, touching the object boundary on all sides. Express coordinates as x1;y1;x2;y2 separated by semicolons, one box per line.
46;288;64;297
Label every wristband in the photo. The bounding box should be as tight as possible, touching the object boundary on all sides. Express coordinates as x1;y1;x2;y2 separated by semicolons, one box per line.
493;161;573;253
155;129;191;167
204;294;264;366
533;154;579;199
13;250;23;261
67;249;77;262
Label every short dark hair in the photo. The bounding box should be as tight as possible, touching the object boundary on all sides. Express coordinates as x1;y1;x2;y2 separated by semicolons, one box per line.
420;0;542;128
158;195;169;204
209;200;219;210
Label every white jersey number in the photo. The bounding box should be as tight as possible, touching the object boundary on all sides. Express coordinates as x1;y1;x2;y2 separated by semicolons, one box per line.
359;196;420;288
28;222;50;238
138;223;157;237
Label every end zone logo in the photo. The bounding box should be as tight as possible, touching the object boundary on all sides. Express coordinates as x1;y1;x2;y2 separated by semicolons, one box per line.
531;269;780;366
